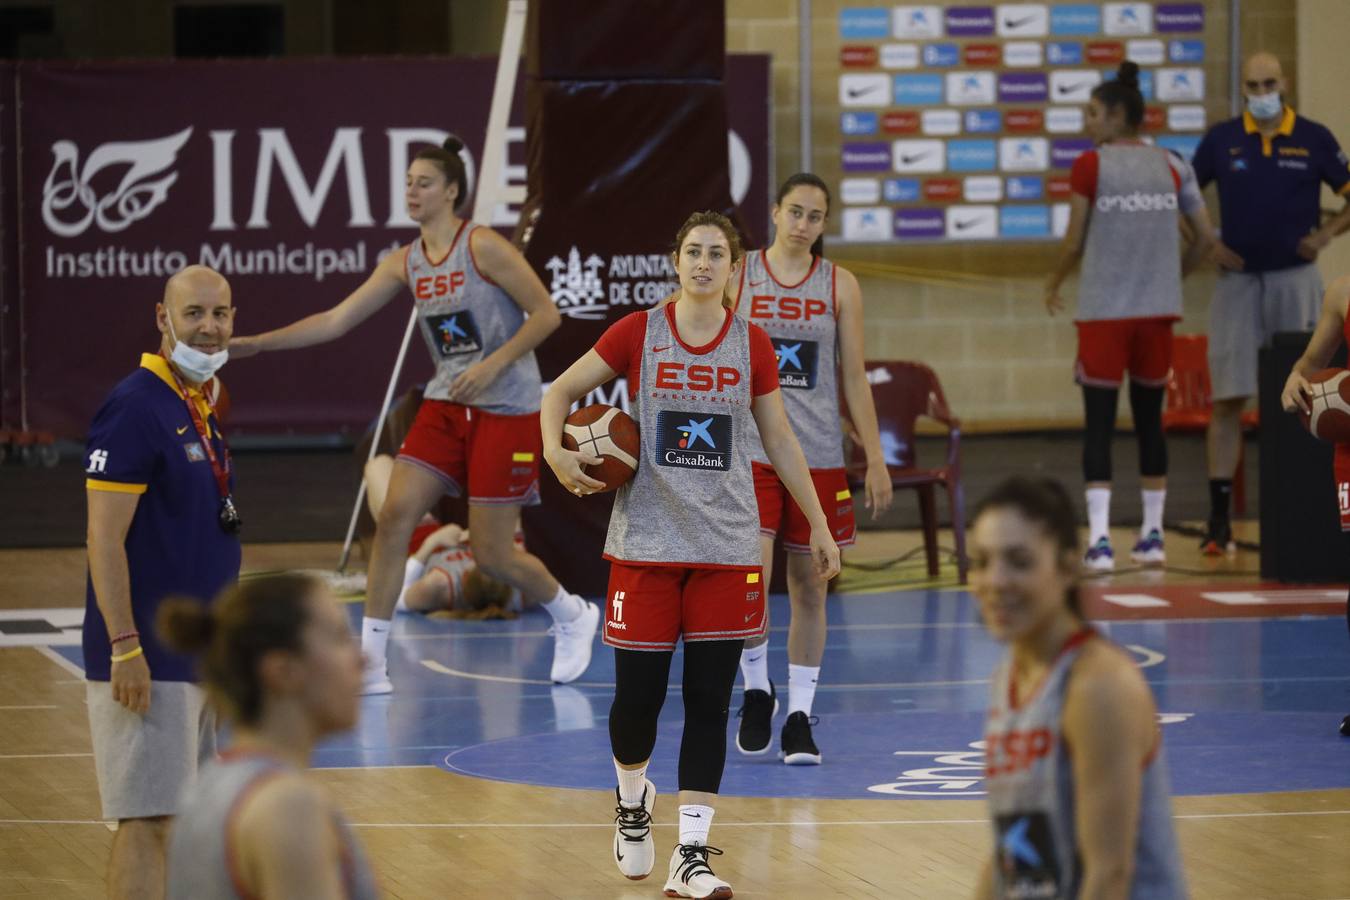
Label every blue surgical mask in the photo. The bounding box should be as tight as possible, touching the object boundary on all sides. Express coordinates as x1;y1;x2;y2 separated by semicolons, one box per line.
166;316;228;383
1246;91;1282;120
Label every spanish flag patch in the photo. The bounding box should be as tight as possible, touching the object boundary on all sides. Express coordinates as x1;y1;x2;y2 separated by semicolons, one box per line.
746;572;760;584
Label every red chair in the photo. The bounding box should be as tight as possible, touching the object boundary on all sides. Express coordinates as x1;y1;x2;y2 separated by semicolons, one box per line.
844;361;968;583
1163;334;1257;515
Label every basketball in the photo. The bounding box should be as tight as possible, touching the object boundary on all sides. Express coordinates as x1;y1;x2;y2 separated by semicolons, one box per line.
1299;369;1350;443
561;404;640;492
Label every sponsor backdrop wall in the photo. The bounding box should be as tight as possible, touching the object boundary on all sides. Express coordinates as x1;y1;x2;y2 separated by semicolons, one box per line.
3;56;769;437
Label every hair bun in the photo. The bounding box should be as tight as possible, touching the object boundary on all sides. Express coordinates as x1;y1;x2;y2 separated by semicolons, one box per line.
442;135;465;154
1116;60;1140;89
156;598;216;654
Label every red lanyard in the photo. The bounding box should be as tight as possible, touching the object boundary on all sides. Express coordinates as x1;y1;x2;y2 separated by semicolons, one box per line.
161;354;232;501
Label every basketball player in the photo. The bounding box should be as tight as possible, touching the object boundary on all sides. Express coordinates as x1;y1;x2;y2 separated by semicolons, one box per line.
230;137;599;692
1279;274;1350;736
1045;62;1216;572
729;172;893;765
969;477;1188;899
541;211;840;898
160;573;377;899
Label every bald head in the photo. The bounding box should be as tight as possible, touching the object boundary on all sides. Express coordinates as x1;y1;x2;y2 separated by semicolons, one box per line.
158;265;234;370
1243;52;1286;97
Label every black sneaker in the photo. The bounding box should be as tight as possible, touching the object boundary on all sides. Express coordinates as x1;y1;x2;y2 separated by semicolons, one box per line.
734;681;777;756
1199;518;1235;557
1340;715;1350;737
780;710;821;765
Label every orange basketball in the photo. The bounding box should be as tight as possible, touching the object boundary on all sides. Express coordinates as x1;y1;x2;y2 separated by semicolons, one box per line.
1299;368;1350;443
561;404;639;492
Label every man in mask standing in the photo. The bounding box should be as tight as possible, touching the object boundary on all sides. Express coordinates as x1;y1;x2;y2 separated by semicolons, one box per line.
83;265;241;900
1192;51;1350;554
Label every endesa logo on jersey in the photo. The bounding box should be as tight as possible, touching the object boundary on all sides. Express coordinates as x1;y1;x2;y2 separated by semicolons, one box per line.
772;337;820;389
425;311;482;357
655;411;733;471
414;270;466;300
1095;190;1179;214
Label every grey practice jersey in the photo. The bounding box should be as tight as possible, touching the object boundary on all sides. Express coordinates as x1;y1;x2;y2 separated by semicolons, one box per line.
166;752;379;900
405;221;542;413
734;250;845;469
604;306;765;568
983;630;1188;899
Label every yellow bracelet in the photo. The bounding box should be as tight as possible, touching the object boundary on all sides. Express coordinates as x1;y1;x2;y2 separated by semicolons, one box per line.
110;646;144;664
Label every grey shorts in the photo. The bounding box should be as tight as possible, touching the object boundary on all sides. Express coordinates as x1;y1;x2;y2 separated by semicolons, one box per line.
86;680;217;821
1208;264;1323;400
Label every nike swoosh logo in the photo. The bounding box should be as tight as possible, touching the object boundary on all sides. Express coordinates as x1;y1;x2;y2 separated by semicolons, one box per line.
900;152;931;165
748;279;767;287
1057;81;1092;95
1003;14;1036;28
745;612;758;623
846;85;883;99
177;425;189;435
652;345;673;353
955;217;986;230
682;812;703;818
616;849;625;860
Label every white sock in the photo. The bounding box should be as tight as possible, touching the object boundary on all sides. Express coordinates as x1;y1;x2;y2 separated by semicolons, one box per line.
541;585;585;624
1141;489;1165;537
361;617;391;670
395;558;425;612
1086;487;1111;545
740;645;770;693
614;759;649;807
788;664;820;716
678;804;714;847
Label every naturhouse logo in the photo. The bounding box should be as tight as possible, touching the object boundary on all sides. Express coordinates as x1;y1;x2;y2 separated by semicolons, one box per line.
42;128;193;238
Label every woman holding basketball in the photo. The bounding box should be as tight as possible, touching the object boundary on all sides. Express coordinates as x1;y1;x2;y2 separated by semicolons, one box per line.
230;137;599;693
1044;61;1214;572
728;172;893;766
1280;274;1350;737
541;211;840;898
161;573;377;899
968;476;1187;899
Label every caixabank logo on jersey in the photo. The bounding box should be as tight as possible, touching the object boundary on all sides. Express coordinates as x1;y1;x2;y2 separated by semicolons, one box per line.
994;811;1061;896
424;311;483;357
654;411;733;470
773;338;819;390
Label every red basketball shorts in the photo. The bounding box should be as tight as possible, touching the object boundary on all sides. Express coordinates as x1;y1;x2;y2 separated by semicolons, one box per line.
1334;444;1350;531
1075;317;1175;389
752;461;856;552
602;562;766;651
397;400;541;505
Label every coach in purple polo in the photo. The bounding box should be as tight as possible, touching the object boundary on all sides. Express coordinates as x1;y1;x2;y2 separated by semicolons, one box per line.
1192;52;1350;554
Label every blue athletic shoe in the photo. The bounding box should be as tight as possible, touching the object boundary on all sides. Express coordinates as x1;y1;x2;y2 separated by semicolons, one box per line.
1130;529;1166;566
1083;536;1115;572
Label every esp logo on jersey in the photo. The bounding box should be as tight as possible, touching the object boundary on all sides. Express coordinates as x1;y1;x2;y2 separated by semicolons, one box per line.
773;337;819;389
424;311;482;357
414;270;467;300
747;295;829;321
653;362;741;393
654;411;733;471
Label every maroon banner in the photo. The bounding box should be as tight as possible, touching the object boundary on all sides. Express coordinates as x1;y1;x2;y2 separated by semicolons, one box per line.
12;56;768;438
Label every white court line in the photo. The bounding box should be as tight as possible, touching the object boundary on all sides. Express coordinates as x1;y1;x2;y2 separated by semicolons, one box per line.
5;809;1349;829
0;753;92;759
0;705;60;710
1103;594;1169;608
35;646;85;678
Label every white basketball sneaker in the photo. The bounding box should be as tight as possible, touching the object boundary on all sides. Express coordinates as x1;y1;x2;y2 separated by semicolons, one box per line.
663;843;733;899
549;599;600;684
360;663;393;696
612;779;656;880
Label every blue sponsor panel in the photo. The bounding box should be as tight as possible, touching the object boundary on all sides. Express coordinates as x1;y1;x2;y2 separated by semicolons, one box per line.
1049;4;1100;35
839;7;891;38
1169;39;1205;63
894;73;945;105
947;139;998;172
841;112;879;136
1000;205;1052;238
964;109;1002;133
1045;41;1083;65
1006;176;1044;200
922;42;960;67
884;178;923;203
1156;134;1202;160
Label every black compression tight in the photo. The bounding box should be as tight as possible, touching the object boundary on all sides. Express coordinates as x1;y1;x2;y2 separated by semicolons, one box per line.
609;640;744;794
1081;383;1168;482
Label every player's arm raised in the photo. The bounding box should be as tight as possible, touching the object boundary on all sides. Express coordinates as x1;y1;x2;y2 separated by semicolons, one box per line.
1283;275;1350;413
540;350;615;494
229;249;409;357
753;389;840;581
447;228;563;403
